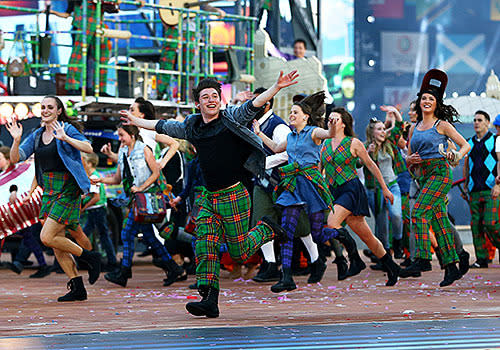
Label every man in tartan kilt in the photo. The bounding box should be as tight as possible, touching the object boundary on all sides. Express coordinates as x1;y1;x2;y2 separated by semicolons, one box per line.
464;110;500;268
158;4;225;100
122;71;298;318
51;1;112;94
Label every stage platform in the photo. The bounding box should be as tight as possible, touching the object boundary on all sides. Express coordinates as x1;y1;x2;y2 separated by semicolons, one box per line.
0;249;498;348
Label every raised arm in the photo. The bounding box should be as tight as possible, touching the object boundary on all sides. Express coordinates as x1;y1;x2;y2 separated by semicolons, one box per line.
120;110;159;131
252;70;299;108
312;117;335;143
352;138;394;204
253;120;287;153
50;121;93;154
438;121;471;162
155;134;180;169
6;121;24;163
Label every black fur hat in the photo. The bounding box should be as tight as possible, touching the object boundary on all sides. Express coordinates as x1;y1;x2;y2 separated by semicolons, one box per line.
418;69;448;101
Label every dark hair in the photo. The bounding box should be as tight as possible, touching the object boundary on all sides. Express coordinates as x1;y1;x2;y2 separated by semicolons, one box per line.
475;110;490;121
253;87;273;108
43;95;83;132
293;39;306;49
192;78;222;103
134;97;156;120
0;146;10;161
331;107;355;137
117;123;142;142
415;93;459;123
295;91;325;127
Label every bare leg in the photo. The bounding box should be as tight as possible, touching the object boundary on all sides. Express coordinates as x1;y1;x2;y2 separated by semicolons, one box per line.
53;247;78;279
345;215;386;258
40;218;84;256
68;225;92;251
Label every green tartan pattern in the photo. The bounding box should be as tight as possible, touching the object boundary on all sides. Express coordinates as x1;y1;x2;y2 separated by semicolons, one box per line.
364;120;406;189
401;192;411;252
321;137;358;189
40;172;81;230
469;190;500;260
274;162;334;211
195;182;274;289
158;25;196;98
413;159;458;265
66;4;111;91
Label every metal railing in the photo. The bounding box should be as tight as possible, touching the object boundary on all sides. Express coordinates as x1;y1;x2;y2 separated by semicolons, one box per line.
0;1;256;103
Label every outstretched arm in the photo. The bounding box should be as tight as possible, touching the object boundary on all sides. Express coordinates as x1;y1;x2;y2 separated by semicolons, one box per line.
253;70;299;108
253;120;287;153
120;110;159;131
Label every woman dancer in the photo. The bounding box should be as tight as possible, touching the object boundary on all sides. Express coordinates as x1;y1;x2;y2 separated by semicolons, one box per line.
321;107;400;286
364;106;404;266
253;91;358;292
405;69;470;287
95;123;184;287
7;95;101;302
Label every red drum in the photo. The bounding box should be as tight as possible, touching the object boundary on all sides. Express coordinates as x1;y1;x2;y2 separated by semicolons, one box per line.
0;187;42;239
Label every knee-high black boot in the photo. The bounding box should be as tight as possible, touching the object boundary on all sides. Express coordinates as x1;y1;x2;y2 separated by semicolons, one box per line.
186;285;220;318
336;228;366;277
271;268;297;293
58;276;87;302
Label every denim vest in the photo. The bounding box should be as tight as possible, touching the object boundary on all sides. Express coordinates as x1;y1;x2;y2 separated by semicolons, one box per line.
287;125;321;167
18;123;91;193
118;141;153;189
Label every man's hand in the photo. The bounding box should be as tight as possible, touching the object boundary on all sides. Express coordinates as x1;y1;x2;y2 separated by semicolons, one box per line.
120;110;138;126
492;184;500;199
275;70;299;89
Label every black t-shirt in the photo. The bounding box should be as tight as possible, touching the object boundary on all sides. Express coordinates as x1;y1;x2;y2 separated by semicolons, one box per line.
161;151;183;193
193;118;252;192
35;137;67;173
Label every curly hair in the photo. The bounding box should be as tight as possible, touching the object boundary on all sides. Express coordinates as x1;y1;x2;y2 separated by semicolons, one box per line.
43;96;83;132
415;93;459;124
295;91;325;127
192;79;222;103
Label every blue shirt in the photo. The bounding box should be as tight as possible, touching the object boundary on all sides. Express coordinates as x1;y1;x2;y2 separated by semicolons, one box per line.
286;125;321;167
18;123;91;193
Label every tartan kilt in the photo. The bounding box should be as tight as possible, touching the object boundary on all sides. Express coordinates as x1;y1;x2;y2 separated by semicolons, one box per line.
39;172;81;230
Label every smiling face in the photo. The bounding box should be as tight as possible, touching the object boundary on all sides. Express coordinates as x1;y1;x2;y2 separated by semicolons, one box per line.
372;121;386;143
117;128;134;147
408;102;417;123
197;88;221;120
293;41;306;58
41;97;61;125
420;93;437;115
289;105;308;129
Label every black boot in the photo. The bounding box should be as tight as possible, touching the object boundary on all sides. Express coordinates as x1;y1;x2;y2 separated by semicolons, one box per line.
369;259;388;272
399;258;432;278
333;256;349;280
439;263;461;287
162;260;185;286
29;265;51;278
261;216;286;244
470;258;488;268
363;249;378;263
185;285;220;318
307;259;327;283
253;261;269;282
271;268;297;293
79;249;102;285
336;228;366;277
393;239;404;259
188;282;198;290
400;257;412;267
380;253;401;286
458;250;470;277
253;262;280;282
57;276;87;302
105;265;131;287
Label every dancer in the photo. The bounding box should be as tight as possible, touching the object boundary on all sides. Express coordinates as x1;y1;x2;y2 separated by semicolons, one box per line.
121;72;296;318
253;91;355;292
95;123;184;287
364;106;404;267
404;69;470;287
464;110;500;268
7;95;101;302
321;107;400;286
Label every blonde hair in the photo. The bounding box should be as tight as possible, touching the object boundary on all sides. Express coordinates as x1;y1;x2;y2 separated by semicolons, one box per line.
83;152;99;168
365;121;394;161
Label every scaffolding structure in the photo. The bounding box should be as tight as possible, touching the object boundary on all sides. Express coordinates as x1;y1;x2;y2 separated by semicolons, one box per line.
0;1;257;105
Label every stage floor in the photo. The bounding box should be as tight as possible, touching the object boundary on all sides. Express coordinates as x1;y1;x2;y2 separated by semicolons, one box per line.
0;250;499;348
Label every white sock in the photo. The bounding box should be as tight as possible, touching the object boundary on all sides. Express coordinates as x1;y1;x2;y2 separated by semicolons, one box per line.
301;234;319;263
260;241;276;263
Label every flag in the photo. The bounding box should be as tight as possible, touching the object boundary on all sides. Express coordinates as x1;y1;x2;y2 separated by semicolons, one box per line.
436;34;486;74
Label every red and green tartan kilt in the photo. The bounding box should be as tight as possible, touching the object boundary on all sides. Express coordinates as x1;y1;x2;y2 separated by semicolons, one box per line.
39;172;81;230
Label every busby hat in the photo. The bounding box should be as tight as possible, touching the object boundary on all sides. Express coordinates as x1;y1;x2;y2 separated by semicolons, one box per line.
418;69;448;101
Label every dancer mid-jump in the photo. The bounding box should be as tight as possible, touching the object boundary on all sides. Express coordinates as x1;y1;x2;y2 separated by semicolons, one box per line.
7;95;101;302
121;71;298;318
